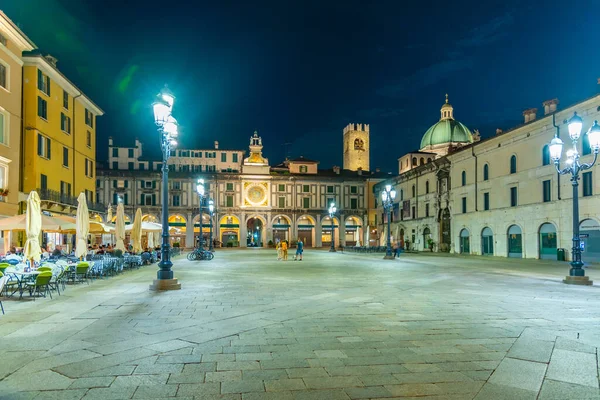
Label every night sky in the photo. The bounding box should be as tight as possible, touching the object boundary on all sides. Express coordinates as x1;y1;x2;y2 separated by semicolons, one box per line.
5;0;600;173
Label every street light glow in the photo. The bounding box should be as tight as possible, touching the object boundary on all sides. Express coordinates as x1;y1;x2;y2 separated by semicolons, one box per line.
568;112;583;141
587;120;600;151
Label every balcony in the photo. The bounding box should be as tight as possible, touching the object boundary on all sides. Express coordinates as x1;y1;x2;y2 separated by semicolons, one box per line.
37;188;105;213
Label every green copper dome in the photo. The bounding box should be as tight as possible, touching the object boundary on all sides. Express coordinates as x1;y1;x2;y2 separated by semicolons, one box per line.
419;95;473;150
420;119;473;149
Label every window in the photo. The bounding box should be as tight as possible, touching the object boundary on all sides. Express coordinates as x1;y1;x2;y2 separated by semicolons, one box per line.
303;197;310;208
85;158;94;178
0;63;6;90
172;181;181;190
542;145;551;165
128;149;134;158
412;185;415;197
85;108;94;128
510;186;518;207
60;181;71;196
510;155;517;174
37;69;50;95
326;198;334;207
543;179;551;202
461;171;466;186
173;195;180;206
411;206;415;219
0;33;6;46
278;196;285;208
221;153;227;162
303;185;310;193
112;161;118;169
37;134;51;159
63;90;69;109
425;203;430;217
37;96;47;119
85;190;94;203
112;148;118;157
0;112;6;145
583;134;592;156
412;157;417;166
62;147;68;167
226;183;234;191
140;194;153;206
232;153;238;163
60;113;71;134
226;195;234;207
350;198;358;209
128;162;134;170
483;164;489;181
583;171;593;197
483;192;490;210
400;189;403;201
123;193;129;205
462;197;467;214
278;184;285;192
354;138;364;150
327;185;334;193
425;181;429;194
350;186;357;194
40;174;48;190
299;165;307;173
139;163;145;171
86;131;92;147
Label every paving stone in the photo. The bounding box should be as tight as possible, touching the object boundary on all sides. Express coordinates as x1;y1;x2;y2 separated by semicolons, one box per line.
32;389;88;400
488;358;547;392
554;337;597;354
538;379;600;400
168;372;206;384
314;350;347;358
175;382;220;397
83;365;136;377
202;354;236;362
235;353;273;361
343;386;393;399
546;349;599;388
155;355;202;364
303;376;363;389
507;337;554;363
133;384;179;398
264;378;306;391
112;374;169;387
242;391;294;400
473;383;538;400
182;362;216;373
205;371;243;382
134;363;184;374
392;372;473;384
68;376;115;389
243;369;289;380
384;383;443;397
286;368;329;378
221;380;265;394
292;389;351;400
0;370;74;392
217;361;261;371
82;386;137;400
401;363;441;373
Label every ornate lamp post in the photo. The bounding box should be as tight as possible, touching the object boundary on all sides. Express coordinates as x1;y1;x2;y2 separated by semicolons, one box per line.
328;202;337;252
548;113;600;285
381;184;397;260
150;86;180;290
208;199;214;251
196;179;205;249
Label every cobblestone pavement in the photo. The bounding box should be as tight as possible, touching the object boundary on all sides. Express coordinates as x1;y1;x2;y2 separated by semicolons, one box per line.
1;250;600;400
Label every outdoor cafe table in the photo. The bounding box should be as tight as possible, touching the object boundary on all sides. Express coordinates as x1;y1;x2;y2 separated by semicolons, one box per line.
7;270;40;300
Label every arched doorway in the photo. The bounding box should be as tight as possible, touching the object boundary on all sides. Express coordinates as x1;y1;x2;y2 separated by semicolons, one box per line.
142;214;158;223
580;219;600;262
539;223;557;260
399;228;405;249
220;215;240;247
321;216;339;248
459;229;470;254
297;215;315;247
247;217;263;247
507;225;523;258
272;215;292;244
439;208;451;252
168;214;187;248
423;227;432;251
481;227;494;255
193;214;211;248
345;216;362;246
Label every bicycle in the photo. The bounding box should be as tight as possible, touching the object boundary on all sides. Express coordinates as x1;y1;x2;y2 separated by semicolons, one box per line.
187;249;214;261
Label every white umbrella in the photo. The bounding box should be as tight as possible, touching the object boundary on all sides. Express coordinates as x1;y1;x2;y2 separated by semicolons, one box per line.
132;208;142;253
75;193;89;259
115;203;126;252
23;191;42;262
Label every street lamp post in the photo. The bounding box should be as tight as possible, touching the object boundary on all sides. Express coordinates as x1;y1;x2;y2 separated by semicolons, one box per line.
328;202;337;252
381;184;397;260
150;85;181;291
196;179;205;249
208;199;214;251
548;112;600;285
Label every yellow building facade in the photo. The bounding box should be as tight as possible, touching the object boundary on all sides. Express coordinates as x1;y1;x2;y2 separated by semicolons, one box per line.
21;52;103;212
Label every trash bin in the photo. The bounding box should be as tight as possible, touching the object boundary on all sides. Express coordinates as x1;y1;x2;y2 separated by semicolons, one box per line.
557;248;566;261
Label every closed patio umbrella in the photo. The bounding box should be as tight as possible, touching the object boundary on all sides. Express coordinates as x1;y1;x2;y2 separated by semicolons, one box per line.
23;191;42;263
132;208;142;253
75;193;89;259
115;203;126;252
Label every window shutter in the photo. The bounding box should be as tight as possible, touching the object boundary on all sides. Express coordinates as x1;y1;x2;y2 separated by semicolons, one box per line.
47;76;51;96
113;193;117;205
124;193;128;205
140;194;144;205
152;194;156;205
152;181;156;189
113;180;117;188
124;180;129;188
37;69;42;90
47;138;51;159
37;134;42;156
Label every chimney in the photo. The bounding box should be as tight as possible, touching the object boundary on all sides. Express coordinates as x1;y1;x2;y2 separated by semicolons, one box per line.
522;108;537;124
357;167;363;176
496;128;503;135
333;166;341;174
108;137;113;146
214;141;219;149
543;98;559;115
44;55;58;67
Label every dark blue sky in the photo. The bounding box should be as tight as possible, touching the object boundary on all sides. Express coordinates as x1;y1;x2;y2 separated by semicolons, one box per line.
5;0;600;172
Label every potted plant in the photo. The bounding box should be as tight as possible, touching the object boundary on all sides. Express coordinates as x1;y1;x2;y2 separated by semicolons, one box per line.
172;242;180;248
427;238;435;252
0;188;9;197
268;240;274;248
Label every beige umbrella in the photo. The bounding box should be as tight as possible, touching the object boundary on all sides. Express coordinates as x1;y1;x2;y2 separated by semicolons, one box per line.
75;193;90;259
23;191;42;262
0;213;76;232
115;203;126;252
132;208;142;253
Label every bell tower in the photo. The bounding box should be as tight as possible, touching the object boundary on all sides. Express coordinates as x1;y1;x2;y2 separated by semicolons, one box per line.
343;123;370;171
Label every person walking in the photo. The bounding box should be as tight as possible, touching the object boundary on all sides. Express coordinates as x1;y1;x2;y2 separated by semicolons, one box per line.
281;240;288;261
294;239;304;261
393;241;399;258
276;240;282;260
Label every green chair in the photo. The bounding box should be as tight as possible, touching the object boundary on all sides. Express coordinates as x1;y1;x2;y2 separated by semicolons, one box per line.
0;275;7;314
37;266;52;272
49;267;66;295
25;271;53;300
73;263;90;285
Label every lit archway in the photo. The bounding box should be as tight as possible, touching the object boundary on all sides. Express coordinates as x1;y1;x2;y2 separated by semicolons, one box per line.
345;216;363;246
220;215;240;247
297;215;316;247
168;214;187;248
272;215;292;244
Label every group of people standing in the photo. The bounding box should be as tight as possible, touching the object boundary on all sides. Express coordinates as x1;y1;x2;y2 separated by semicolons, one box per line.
276;239;304;261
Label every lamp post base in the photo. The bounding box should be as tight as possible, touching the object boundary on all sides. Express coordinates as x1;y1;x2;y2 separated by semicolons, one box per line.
329;248;336;252
383;255;395;260
149;278;181;291
563;276;593;286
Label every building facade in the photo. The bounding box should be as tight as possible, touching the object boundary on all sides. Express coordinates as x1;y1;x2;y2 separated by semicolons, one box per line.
97;127;387;248
377;90;600;263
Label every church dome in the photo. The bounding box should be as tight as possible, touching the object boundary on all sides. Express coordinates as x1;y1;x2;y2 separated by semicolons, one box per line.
419;95;473;150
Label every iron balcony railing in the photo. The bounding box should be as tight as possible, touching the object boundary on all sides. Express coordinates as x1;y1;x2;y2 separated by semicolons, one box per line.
36;188;105;212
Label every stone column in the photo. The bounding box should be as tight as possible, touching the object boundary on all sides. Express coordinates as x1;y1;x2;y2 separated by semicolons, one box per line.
315;216;322;247
240;212;247;247
185;212;194;249
339;214;346;247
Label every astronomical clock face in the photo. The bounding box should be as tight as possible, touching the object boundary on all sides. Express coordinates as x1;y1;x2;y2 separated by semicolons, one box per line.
244;182;268;206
